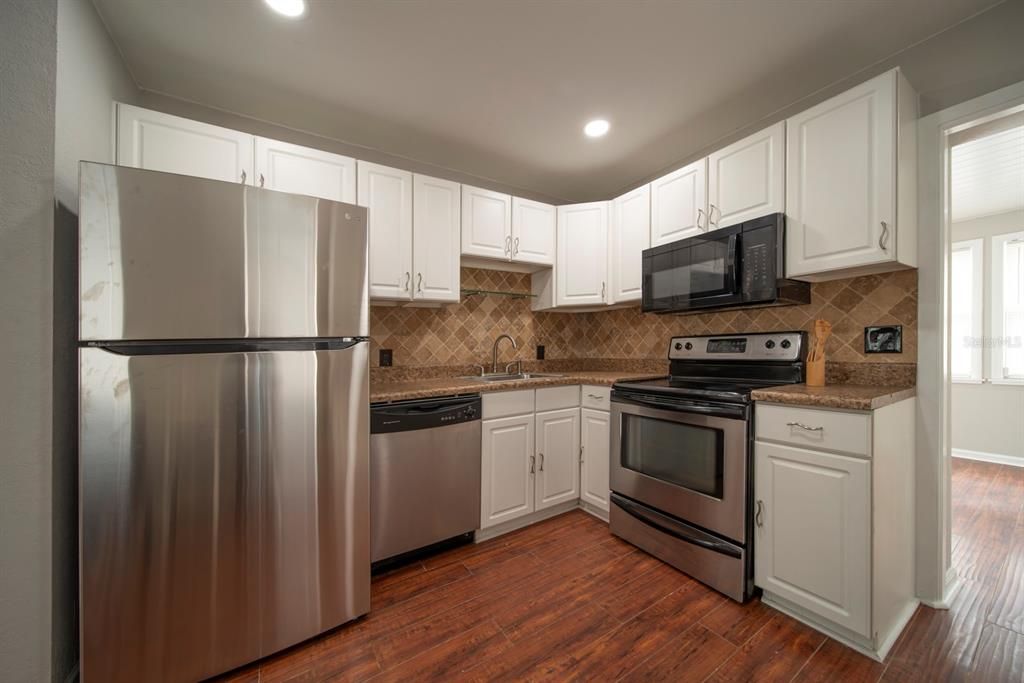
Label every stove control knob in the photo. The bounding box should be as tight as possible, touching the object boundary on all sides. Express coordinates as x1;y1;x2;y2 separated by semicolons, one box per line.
684;342;693;351
780;339;792;349
465;407;476;418
765;340;775;349
674;342;683;351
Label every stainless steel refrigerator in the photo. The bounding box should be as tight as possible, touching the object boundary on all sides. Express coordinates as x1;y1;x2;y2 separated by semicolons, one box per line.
78;162;371;683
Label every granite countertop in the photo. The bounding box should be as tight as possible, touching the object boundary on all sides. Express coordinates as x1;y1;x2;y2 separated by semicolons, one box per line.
750;383;917;411
370;371;666;403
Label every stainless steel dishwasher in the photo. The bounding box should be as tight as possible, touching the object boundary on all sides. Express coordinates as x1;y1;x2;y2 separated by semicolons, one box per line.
370;395;482;563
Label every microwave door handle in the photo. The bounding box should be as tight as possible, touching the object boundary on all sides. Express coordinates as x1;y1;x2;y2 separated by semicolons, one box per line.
726;234;739;291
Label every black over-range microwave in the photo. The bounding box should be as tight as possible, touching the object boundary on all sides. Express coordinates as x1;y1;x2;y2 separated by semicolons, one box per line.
641;213;810;314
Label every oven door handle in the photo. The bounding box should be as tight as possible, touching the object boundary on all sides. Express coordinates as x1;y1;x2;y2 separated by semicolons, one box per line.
611;493;742;559
612;392;747;419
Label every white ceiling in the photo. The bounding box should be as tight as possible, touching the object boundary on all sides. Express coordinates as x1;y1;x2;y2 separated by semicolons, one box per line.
952;116;1024;223
94;0;1004;202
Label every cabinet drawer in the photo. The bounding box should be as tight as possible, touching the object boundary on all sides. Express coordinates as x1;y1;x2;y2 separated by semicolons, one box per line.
536;385;580;412
483;390;535;419
581;385;611;410
756;403;871;457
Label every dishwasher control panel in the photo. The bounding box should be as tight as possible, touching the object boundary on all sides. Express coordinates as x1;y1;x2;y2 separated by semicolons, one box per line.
370;395;481;435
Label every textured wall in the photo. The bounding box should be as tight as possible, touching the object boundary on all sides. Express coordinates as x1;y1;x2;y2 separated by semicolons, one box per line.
0;1;58;681
371;267;918;368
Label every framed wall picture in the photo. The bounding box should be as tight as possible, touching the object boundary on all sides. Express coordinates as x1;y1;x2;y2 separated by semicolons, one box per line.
864;325;903;354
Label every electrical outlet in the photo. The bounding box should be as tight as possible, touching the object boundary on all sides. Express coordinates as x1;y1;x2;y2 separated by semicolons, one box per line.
379;349;393;367
536;345;545;360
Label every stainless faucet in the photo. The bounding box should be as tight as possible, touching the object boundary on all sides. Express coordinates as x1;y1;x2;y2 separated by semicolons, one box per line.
491;334;518;373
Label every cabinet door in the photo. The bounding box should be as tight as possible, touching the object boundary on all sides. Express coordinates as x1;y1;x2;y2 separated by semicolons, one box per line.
117;104;253;184
755;442;871;638
650;159;707;246
511;198;555;265
412;174;461;302
707;122;784;229
481;415;535;528
610;184;650;303
535;408;581;511
556;202;609;306
786;70;897;278
462;185;512;260
254;137;356;203
357;162;413;300
580;408;610;512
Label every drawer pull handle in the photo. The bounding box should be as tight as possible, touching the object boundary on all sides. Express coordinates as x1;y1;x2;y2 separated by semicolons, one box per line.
786;421;824;432
755;500;765;528
587;393;604;400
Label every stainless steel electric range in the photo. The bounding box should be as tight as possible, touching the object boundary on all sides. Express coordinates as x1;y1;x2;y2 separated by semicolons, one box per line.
609;331;806;602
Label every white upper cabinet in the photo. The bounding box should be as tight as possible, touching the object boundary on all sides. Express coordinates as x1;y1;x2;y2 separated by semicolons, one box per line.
556;202;609;307
707;122;785;229
535;408;581;511
357;161;413;300
254;137;356;203
785;69;918;281
609;184;651;304
511;198;556;265
412;174;461;302
117;103;253;184
462;185;512;260
650;159;707;247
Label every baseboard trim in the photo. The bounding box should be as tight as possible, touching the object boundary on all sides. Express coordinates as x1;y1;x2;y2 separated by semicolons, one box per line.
921;568;961;609
475;500;581;542
579;500;609;522
762;592;917;662
952;449;1024;468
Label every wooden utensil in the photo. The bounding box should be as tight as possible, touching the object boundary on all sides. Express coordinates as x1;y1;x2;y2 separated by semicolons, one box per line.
806;319;831;386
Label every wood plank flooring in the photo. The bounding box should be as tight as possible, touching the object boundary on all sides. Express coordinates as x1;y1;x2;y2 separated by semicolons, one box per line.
214;458;1024;682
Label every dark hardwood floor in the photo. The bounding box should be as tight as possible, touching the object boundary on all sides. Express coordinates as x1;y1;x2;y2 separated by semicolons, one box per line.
215;458;1023;682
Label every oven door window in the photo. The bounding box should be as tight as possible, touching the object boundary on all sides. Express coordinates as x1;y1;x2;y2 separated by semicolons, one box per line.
620;413;724;499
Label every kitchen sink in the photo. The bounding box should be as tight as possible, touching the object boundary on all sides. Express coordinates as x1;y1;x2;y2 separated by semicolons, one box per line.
459;372;566;383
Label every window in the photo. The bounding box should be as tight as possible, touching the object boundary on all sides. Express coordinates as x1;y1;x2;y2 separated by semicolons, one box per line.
951;239;983;381
992;231;1024;381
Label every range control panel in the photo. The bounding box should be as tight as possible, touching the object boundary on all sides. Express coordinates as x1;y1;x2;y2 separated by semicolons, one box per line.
668;332;805;362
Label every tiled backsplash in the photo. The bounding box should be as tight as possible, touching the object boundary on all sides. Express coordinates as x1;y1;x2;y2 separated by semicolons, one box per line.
370;267;917;369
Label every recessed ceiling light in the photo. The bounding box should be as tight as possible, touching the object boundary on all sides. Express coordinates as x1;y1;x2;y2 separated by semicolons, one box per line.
265;0;306;18
584;119;610;138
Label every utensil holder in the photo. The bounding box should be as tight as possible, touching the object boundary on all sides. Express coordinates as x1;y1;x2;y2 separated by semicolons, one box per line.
806;356;825;387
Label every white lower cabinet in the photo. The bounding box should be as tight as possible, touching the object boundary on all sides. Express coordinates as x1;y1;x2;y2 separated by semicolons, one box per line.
755;442;871;636
535;408;581;510
580;407;611;512
754;399;917;660
481;413;535;528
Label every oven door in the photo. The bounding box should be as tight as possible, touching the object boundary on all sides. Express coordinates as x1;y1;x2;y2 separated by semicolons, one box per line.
642;227;742;313
610;393;749;543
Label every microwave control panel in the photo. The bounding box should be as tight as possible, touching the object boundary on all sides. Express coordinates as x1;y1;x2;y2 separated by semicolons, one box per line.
740;224;778;300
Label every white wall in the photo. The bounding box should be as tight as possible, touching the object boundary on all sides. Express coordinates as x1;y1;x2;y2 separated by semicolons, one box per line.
951;209;1024;462
0;1;58;681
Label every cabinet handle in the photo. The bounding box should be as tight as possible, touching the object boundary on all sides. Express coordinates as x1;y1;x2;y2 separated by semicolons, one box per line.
240;170;247;184
513;237;520;256
403;271;411;291
505;235;512;256
579;445;584;464
697;208;705;230
586;393;604;400
529;454;536;474
879;221;890;251
755;500;765;528
786;421;824;432
416;273;423;293
709;204;719;227
601;281;606;301
259;173;265;188
539;453;544;472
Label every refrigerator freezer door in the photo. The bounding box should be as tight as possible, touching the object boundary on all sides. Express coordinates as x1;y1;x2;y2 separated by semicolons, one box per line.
80;344;370;683
79;162;368;341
